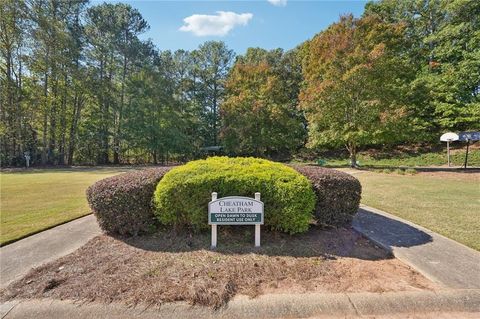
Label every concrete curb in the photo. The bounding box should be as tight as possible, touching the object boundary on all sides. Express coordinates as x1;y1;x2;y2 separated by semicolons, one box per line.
2;290;479;319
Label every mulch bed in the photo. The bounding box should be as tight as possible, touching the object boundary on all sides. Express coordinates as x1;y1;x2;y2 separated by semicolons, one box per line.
0;226;435;308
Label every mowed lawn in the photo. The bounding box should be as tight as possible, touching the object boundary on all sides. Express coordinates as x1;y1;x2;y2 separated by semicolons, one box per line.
0;167;131;245
1;166;479;251
345;169;480;251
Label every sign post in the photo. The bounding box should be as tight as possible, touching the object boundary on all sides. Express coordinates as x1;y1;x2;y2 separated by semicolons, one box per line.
458;132;480;169
208;193;264;249
211;192;218;248
440;132;459;167
24;151;30;168
254;192;261;247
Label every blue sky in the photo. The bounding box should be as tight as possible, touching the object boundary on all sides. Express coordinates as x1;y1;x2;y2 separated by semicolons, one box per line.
93;0;368;54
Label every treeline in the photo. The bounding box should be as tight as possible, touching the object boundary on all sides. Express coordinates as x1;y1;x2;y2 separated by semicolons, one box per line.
1;0;478;166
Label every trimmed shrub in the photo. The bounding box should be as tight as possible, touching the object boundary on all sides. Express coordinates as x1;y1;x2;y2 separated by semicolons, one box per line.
154;157;316;234
294;166;361;226
87;167;170;235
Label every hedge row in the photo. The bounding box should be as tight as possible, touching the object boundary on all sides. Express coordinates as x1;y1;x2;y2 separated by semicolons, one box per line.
87;162;361;236
153;157;316;234
294;165;361;226
86;167;170;235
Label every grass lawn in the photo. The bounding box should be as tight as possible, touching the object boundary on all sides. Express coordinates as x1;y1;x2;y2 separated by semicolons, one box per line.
0;167;131;246
2;165;478;253
345;169;480;251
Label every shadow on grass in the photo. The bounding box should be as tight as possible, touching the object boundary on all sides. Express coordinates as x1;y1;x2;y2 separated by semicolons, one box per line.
113;224;393;261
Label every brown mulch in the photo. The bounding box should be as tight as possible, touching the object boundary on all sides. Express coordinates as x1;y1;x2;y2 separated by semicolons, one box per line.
0;226;436;309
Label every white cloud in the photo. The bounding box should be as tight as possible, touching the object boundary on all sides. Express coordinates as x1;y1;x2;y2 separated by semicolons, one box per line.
179;11;253;37
267;0;287;7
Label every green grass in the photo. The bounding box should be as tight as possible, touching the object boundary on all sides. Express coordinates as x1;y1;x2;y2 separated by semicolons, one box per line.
309;148;480;168
2;165;479;254
346;169;480;251
0;167;131;245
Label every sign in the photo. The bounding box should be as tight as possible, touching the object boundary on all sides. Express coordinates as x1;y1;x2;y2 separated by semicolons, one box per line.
208;196;263;225
208;193;263;248
440;132;459;142
458;131;480;142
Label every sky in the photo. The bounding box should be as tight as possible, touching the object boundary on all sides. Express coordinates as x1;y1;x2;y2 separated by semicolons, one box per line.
93;0;368;54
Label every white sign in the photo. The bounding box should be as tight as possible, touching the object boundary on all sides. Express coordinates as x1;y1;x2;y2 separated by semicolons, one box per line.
208;193;263;248
209;196;263;225
440;132;459;142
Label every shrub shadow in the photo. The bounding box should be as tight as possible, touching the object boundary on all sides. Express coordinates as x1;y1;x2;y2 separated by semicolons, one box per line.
112;224;392;261
353;208;433;249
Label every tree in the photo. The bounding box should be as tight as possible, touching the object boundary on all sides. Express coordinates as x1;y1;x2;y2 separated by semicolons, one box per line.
300;15;413;166
422;0;480;130
84;3;149;164
0;0;28;165
221;48;305;158
112;4;149;164
191;41;234;146
365;0;480;134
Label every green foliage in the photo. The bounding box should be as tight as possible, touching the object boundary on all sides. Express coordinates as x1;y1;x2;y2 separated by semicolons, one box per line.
365;0;480;133
153;157;316;234
0;0;234;166
87;168;170;235
221;48;305;158
300;14;414;166
1;0;478;167
192;41;235;146
319;147;480;168
294;166;361;226
404;168;417;175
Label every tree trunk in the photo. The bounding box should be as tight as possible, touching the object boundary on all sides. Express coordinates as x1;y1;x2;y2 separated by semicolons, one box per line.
58;72;68;165
346;142;357;168
212;82;217;146
48;75;58;164
114;48;128;165
41;67;49;165
99;56;109;164
67;93;82;165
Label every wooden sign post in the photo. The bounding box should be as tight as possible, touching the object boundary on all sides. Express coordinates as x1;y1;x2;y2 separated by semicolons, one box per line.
208;192;264;249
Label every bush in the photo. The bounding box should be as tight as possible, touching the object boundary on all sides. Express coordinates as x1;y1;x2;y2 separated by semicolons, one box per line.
87;167;170;236
293;166;361;226
405;168;418;175
154;157;316;234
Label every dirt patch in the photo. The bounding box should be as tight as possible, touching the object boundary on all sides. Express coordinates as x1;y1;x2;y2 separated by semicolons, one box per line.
0;227;435;308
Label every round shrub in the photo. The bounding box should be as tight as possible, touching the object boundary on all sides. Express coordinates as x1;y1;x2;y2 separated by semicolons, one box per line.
154;157;316;234
294;166;361;226
87;167;170;236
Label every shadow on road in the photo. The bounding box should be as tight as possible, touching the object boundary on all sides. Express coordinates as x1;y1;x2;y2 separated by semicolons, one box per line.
353;208;433;249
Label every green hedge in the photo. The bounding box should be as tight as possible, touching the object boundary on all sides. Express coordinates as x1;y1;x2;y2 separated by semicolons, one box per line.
87;168;170;235
294;166;361;226
154;157;316;234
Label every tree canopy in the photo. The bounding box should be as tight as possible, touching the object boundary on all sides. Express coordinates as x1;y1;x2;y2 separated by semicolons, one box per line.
1;0;478;166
